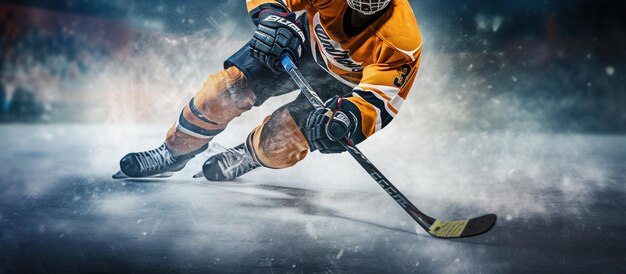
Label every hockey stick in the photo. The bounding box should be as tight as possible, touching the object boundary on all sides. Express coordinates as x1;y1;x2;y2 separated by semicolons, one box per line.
280;54;496;238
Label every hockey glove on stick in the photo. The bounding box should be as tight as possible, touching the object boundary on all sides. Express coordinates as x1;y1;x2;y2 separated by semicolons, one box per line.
250;7;305;74
305;96;359;154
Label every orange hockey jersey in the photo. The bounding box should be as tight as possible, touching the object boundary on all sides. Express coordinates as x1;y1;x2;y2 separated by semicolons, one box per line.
247;0;422;141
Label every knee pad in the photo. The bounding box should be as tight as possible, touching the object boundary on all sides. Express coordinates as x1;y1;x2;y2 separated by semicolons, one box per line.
176;66;256;139
246;108;309;169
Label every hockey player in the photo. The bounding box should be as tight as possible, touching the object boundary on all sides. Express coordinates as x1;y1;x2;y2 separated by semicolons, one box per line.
117;0;422;181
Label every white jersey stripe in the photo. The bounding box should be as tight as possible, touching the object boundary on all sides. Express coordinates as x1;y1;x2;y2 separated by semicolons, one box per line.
396;43;422;62
373;105;383;132
389;95;405;111
358;83;400;99
357;84;405;113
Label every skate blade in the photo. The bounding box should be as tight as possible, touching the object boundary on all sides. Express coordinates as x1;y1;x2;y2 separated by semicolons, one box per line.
112;170;127;179
192;142;227;179
112;170;173;179
192;171;204;178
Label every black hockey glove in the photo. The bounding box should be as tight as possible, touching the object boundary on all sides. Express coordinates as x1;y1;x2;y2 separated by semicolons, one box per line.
250;8;305;74
305;96;359;154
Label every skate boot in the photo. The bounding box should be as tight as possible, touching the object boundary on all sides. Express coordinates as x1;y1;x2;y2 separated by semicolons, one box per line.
202;143;260;181
116;143;208;178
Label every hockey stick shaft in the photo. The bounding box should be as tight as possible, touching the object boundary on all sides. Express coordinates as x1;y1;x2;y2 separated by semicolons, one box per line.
280;54;435;232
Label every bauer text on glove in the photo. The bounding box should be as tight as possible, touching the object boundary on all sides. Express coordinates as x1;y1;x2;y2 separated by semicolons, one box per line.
250;8;305;73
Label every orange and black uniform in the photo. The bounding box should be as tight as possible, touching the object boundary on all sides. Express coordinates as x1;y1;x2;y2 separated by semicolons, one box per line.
165;0;422;169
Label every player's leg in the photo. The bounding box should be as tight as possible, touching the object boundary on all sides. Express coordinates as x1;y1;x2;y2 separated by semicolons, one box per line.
118;12;310;179
118;66;257;178
118;43;294;178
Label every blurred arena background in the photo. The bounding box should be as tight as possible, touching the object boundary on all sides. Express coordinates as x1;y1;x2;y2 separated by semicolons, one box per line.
1;2;625;273
1;0;624;132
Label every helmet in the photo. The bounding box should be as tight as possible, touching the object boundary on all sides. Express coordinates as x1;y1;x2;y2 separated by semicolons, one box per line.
346;0;391;15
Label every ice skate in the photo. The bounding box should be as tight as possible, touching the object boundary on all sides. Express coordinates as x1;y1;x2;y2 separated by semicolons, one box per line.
114;143;208;178
200;143;260;181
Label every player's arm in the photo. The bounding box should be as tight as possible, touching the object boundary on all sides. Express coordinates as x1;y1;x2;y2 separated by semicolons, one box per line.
306;44;421;153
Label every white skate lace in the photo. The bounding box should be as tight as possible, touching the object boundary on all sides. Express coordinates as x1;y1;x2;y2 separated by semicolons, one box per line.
135;145;176;172
219;146;259;180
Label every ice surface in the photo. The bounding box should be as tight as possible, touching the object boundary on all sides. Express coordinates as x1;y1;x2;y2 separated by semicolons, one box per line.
0;125;624;273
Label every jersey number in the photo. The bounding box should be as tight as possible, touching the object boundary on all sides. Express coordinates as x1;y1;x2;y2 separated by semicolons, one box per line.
393;64;412;88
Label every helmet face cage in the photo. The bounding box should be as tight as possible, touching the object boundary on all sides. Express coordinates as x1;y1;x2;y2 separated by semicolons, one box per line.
347;0;391;15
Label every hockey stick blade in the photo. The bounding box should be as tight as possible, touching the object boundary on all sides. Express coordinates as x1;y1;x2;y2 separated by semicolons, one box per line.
347;143;497;238
428;214;497;238
280;54;497;239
